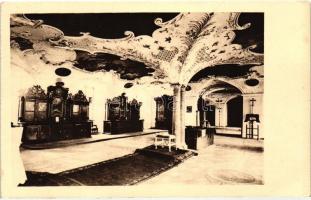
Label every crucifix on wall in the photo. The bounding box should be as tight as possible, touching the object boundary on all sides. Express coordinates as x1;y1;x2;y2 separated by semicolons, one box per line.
250;98;256;114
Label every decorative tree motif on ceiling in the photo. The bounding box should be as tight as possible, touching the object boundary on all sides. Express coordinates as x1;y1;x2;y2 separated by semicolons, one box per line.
179;12;263;84
10;12;263;85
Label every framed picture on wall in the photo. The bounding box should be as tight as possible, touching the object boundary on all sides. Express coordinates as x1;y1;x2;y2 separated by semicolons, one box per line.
186;106;192;113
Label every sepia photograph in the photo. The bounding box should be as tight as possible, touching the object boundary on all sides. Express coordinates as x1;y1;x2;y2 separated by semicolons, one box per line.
10;11;264;186
1;2;310;198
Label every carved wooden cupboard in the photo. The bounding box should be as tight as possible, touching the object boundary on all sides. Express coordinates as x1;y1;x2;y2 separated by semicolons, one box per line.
19;81;92;143
104;93;143;134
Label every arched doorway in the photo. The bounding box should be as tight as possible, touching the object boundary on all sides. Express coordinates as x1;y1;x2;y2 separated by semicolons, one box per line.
227;96;243;127
194;79;243;131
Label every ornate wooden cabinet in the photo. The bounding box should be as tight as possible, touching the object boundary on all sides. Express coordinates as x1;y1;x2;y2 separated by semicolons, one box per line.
47;81;69;122
154;95;173;133
19;85;50;141
104;93;143;134
20;85;48;122
71;90;90;122
19;81;92;144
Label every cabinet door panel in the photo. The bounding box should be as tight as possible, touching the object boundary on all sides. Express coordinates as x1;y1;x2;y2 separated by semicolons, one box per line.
37;111;47;121
25;101;35;111
73;105;79;116
24;112;34;121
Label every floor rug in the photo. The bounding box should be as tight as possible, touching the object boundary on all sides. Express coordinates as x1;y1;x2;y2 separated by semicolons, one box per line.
21;145;195;186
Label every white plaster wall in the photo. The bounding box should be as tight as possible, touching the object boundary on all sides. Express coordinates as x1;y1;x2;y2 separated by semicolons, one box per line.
10;50;175;133
184;93;198;126
11;47;264;138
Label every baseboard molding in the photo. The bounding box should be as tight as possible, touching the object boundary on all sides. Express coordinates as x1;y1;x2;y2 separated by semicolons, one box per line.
215;133;242;138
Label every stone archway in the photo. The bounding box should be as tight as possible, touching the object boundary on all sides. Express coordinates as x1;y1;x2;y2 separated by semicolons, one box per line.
184;78;244;138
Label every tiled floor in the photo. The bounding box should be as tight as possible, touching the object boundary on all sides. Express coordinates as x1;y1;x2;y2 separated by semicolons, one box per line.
20;134;264;184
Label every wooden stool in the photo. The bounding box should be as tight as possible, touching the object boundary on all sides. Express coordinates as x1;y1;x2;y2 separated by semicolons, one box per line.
154;132;176;152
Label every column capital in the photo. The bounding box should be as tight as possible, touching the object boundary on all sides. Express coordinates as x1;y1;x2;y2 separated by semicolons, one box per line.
170;83;180;87
170;83;188;90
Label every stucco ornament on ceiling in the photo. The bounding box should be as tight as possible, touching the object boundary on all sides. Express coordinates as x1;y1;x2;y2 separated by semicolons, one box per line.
10;13;263;85
11;14;76;74
188;70;264;97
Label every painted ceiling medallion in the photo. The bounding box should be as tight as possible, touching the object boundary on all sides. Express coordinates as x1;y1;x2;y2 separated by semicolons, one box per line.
55;67;71;76
245;79;259;86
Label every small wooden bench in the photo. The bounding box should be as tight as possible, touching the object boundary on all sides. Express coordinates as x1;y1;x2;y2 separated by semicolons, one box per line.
154;132;176;152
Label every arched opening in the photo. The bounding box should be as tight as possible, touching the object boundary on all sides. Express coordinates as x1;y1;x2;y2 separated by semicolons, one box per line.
227;95;243;127
189;78;244;136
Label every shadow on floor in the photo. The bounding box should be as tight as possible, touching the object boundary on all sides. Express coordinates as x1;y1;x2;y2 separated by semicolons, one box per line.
215;143;264;152
20;145;195;186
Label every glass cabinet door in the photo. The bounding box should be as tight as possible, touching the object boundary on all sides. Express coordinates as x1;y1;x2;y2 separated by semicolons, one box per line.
73;104;79;116
37;102;47;121
24;101;35;121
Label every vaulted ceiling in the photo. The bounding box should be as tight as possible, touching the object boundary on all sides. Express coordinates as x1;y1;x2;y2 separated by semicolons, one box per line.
10;12;264;85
